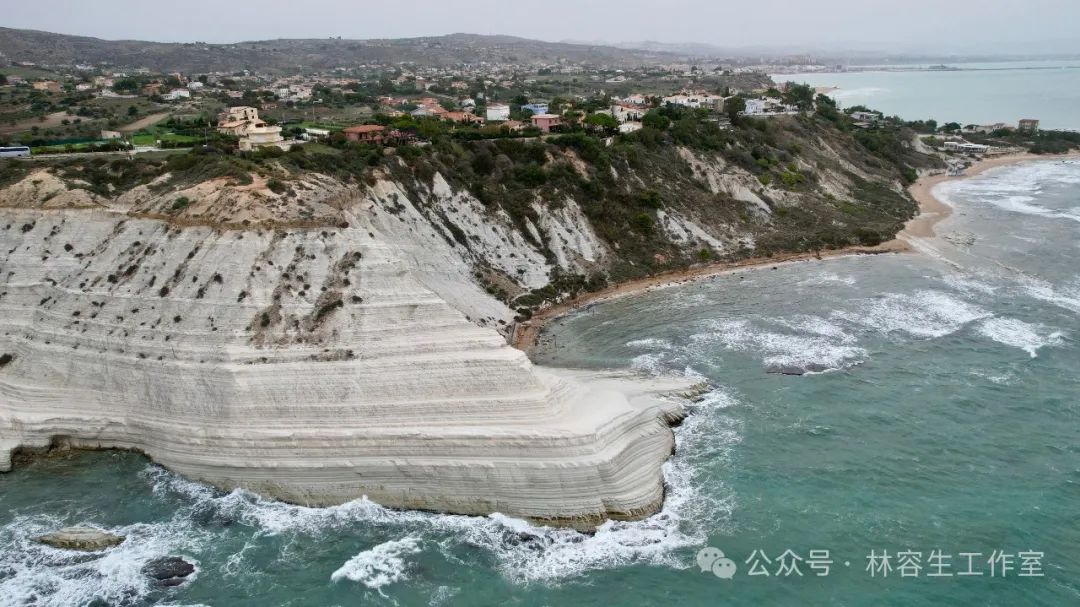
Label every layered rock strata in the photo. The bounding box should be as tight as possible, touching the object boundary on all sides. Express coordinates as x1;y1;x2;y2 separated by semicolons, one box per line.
0;189;689;527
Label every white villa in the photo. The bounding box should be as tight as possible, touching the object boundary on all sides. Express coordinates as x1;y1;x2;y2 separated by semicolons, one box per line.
216;106;288;151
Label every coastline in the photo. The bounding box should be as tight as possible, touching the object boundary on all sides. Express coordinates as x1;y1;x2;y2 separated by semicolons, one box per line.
512;151;1079;353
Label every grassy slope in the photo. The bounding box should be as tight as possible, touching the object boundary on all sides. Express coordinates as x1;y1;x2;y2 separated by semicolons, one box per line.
0;106;940;309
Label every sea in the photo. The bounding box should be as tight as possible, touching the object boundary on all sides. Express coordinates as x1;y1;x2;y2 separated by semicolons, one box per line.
2;163;1080;604
779;60;1080;131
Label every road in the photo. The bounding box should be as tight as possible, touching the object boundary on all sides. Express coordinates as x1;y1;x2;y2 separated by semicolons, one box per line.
15;145;184;160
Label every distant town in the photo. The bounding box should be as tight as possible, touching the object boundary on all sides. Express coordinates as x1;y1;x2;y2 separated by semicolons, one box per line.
0;42;1068;168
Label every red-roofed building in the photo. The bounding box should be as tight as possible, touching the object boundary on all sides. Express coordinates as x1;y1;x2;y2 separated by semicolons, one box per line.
343;125;387;143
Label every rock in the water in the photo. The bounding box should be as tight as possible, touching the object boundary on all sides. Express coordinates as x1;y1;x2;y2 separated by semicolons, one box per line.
142;556;196;587
944;231;977;246
766;362;831;376
34;527;125;551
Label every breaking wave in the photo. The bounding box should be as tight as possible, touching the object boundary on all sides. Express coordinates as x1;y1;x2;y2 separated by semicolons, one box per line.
976;317;1065;358
833;289;992;338
939;161;1080;223
331;537;422;591
1018;276;1080;315
691;316;866;373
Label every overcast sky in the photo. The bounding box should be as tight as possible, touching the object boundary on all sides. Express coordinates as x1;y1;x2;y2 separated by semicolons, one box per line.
5;0;1079;55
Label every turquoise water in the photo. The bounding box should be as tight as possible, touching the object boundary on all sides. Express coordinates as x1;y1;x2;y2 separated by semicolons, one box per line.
2;159;1080;605
780;61;1080;130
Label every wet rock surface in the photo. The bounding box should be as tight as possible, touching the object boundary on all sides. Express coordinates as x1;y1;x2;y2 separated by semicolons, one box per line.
142;556;196;587
33;527;125;551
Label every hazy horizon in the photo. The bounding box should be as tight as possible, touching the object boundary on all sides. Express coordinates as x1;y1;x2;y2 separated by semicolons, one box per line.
4;0;1079;57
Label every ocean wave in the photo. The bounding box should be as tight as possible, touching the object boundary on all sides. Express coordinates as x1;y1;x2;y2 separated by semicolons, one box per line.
630;352;671;375
937;273;1000;296
625;337;675;350
692;317;866;373
796;271;857;287
1018;276;1080;315
976;317;1065;358
940;161;1080;222
331;537;422;591
833;289;992;338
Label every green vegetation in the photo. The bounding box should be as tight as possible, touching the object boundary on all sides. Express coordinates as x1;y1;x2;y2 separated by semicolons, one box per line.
3;91;938;313
965;128;1080;155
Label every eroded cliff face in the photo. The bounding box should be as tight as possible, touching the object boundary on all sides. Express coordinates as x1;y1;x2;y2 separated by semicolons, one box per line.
0;169;703;527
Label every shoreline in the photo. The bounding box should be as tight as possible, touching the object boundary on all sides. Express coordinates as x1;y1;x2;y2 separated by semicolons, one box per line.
511;151;1079;353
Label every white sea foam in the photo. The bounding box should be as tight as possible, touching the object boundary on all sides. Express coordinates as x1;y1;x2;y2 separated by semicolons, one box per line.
0;513;204;607
938;273;1000;297
976;317;1065;358
630;352;670;375
693;317;866;372
797;271;856;287
331;537;422;590
428;585;460;606
970;370;1016;385
941;161;1080;223
1018;276;1080;315
132;384;743;585
833;289;992;338
625;338;675;350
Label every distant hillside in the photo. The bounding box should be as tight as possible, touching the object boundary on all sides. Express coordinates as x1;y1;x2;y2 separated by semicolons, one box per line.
0;28;686;73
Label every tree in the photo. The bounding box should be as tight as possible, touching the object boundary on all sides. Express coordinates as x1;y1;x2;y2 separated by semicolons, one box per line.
127;105;139;117
642;109;670;130
942;122;963;133
0;74;7;85
815;94;841;123
585;112;618;133
781;83;815;111
112;78;139;94
724;96;746;123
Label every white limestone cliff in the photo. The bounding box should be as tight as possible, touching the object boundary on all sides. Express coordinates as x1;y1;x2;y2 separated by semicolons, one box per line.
0;171;696;527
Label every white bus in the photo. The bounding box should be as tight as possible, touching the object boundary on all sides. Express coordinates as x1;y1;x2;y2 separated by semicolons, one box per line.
0;146;31;158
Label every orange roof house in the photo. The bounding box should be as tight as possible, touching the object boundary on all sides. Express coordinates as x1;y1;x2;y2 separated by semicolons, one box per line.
343;124;387;143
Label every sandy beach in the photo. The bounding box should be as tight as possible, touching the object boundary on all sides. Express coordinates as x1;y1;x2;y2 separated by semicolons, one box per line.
902;151;1080;240
512;151;1079;353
